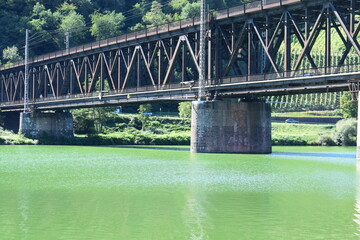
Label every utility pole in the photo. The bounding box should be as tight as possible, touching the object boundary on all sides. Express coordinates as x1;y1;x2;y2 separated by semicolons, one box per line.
65;32;70;53
198;0;206;100
24;29;29;112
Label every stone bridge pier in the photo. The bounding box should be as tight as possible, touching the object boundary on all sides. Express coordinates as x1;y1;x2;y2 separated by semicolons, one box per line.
191;100;272;153
19;110;74;138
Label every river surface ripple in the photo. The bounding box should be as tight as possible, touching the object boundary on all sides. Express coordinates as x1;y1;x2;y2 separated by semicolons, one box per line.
0;145;358;240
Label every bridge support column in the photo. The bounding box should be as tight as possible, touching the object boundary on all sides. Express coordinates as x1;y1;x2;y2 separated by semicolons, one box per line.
191;100;271;153
19;111;74;138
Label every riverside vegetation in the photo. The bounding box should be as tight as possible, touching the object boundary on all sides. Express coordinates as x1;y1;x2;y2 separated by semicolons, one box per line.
0;95;357;146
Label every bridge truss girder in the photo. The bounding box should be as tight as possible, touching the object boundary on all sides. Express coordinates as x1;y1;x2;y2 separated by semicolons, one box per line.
1;0;360;106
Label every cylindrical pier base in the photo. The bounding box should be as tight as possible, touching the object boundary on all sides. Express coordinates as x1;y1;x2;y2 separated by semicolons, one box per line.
191;100;271;153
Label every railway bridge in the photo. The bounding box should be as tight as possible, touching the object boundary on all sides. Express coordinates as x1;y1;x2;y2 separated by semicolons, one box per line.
1;0;360;155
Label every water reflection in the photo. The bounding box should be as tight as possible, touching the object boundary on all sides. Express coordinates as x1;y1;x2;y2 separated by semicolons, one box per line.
184;154;208;240
354;163;360;236
18;192;29;240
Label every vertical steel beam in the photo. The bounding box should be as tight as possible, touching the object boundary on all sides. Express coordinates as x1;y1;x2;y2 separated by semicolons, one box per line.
214;27;220;82
305;8;309;40
208;30;212;81
137;49;140;89
158;43;162;89
247;24;252;76
325;7;331;69
100;54;104;91
350;0;355;34
182;44;185;82
231;22;235;52
117;51;121;92
284;13;291;72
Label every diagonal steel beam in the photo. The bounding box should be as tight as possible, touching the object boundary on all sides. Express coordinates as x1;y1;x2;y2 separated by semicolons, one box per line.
138;46;157;88
251;21;280;73
162;37;183;87
121;48;138;91
330;3;360;56
293;6;326;71
223;24;247;77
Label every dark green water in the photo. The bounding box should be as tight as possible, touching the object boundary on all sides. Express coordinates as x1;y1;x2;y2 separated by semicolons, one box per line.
0;145;358;239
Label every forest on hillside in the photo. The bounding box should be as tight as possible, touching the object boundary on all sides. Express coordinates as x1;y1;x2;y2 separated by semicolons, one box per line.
0;0;245;65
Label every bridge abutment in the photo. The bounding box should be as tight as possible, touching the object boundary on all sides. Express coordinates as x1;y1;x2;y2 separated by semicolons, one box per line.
19;111;74;138
191;100;272;153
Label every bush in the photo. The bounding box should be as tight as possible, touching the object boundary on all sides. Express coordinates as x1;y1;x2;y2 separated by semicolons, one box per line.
272;136;310;146
332;118;357;146
318;135;336;146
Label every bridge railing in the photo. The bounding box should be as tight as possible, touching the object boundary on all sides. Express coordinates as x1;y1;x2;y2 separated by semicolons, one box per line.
1;62;359;106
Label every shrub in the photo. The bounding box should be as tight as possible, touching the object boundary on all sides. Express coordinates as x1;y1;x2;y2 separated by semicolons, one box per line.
332;118;357;146
318;135;336;146
272;136;309;146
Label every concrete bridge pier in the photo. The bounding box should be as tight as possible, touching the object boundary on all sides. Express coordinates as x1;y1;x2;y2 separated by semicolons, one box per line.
191;100;272;153
19;110;74;138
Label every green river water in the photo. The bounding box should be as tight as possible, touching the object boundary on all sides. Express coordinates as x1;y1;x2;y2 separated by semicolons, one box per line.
0;145;358;239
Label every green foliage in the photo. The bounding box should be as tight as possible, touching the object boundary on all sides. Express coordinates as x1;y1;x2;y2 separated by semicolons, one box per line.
333;118;357;146
318;135;336;146
72;107;117;134
170;0;189;10
181;2;200;18
142;1;169;26
59;10;86;44
90;10;125;40
3;46;22;64
0;127;37;145
138;104;152;130
178;102;192;118
340;92;357;118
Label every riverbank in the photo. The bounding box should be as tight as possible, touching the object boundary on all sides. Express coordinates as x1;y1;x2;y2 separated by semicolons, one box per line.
0;117;344;146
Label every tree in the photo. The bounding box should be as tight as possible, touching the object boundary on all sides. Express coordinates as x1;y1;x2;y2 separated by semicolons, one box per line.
170;0;189;11
333;118;357;146
181;2;200;18
29;3;61;31
340;91;357;118
142;1;168;27
90;10;125;40
2;46;22;65
58;3;86;45
28;2;87;53
178;102;192;118
138;104;152;130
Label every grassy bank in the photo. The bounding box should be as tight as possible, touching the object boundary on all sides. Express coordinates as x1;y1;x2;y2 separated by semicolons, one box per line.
0;127;37;145
272;122;335;146
271;110;341;118
0;114;350;146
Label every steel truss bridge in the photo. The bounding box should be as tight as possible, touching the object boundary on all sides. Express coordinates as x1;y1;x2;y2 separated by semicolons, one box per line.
1;0;360;112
